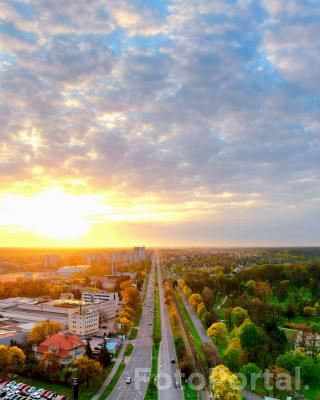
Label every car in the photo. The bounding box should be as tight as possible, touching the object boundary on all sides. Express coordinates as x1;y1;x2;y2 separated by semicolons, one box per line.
28;388;36;393
15;385;23;390
171;358;176;364
125;377;131;384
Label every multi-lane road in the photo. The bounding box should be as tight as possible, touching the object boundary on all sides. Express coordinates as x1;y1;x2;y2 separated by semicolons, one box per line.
106;264;155;400
157;256;184;400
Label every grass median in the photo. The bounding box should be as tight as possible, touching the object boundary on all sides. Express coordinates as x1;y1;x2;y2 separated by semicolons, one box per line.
174;289;208;371
144;280;161;400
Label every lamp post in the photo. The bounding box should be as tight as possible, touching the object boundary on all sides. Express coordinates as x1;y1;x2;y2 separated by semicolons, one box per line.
72;377;78;400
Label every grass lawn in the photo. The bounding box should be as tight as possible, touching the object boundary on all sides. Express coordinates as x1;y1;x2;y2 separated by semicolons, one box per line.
302;364;320;400
134;307;142;327
145;282;161;400
129;327;138;340
98;362;126;400
124;343;134;357
17;375;104;400
174;290;208;371
183;383;197;399
244;363;320;400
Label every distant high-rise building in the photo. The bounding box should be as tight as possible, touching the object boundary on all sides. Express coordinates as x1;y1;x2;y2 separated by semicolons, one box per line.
44;254;60;269
134;246;146;262
85;253;103;265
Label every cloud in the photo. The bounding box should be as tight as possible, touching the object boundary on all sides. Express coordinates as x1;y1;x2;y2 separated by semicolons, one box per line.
0;0;320;244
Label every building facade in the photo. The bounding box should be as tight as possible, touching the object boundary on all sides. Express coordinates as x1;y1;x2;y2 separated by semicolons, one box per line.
68;312;99;336
82;290;119;318
37;333;85;365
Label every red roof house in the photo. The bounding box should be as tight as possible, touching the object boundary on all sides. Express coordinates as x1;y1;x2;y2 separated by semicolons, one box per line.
37;333;85;365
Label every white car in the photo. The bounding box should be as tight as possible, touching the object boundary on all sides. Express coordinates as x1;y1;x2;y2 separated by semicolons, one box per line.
125;377;131;384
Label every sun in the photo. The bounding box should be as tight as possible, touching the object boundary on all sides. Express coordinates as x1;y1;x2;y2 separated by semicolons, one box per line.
0;188;108;241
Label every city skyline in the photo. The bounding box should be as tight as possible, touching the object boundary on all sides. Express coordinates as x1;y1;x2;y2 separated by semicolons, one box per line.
0;1;320;247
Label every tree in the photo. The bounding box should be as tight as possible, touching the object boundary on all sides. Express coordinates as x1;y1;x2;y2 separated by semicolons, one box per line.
207;322;228;347
309;323;320;358
72;356;103;387
202;343;220;367
239;321;263;352
285;304;296;322
0;345;25;379
121;287;141;309
197;302;207;318
264;323;288;363
28;320;62;344
304;306;317;317
189;293;203;310
39;351;60;376
276;349;316;379
118;317;132;335
201;310;216;328
97;347;112;368
231;307;248;328
85;338;93;359
120;280;134;291
202;287;214;308
211;365;241;400
223;347;241;372
253;281;272;302
240;363;261;381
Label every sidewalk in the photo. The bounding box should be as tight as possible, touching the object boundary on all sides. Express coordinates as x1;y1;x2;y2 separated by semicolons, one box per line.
91;338;128;400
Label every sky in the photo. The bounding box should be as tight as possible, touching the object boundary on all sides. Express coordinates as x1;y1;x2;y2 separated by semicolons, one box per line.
0;0;320;247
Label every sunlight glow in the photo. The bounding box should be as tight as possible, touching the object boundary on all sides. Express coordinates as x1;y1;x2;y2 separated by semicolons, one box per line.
0;189;110;240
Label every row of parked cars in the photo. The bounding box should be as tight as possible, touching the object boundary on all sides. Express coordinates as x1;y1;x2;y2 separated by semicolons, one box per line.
0;381;67;400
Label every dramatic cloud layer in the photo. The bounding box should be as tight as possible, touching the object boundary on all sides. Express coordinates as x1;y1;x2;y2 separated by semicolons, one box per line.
0;0;319;246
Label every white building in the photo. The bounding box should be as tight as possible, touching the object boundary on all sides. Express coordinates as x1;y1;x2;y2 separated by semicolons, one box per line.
68;311;99;336
82;290;119;318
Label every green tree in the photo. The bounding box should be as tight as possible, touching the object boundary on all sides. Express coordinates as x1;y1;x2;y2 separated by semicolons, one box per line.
239;321;264;364
276;349;316;379
231;307;248;328
85;338;93;359
223;347;241;372
97;347;112;368
240;363;261;381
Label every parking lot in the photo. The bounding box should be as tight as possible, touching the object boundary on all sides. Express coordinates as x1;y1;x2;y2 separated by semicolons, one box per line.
0;381;67;400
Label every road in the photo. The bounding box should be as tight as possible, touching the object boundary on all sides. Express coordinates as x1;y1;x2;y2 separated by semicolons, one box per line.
106;263;155;400
178;287;215;348
157;256;184;400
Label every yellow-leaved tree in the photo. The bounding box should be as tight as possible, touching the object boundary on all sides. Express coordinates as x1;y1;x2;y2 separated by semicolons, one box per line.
211;364;241;400
207;322;228;347
28;320;63;344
